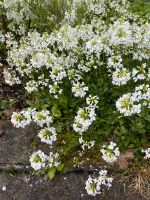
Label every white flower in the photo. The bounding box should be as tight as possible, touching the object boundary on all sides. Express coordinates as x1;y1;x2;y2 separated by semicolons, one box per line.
132;64;147;82
3;68;21;86
79;137;95;150
50;66;67;82
68;69;82;81
25;80;38;93
73;107;96;134
85;170;113;196
30;150;47;171
32;110;52;127
98;170;113;188
131;84;150;108
47;152;60;168
107;20;133;46
86;37;103;56
86;95;99;108
49;82;62;98
38;127;57;145
142;148;150;160
72;82;88;98
107;55;123;69
85;176;101;196
100;142;120;163
116;93;141;116
112;68;131;86
11;109;32;128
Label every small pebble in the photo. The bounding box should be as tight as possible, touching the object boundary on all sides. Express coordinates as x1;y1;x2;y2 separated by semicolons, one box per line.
2;186;6;191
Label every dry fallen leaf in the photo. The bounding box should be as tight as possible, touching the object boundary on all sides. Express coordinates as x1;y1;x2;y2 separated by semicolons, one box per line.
123;149;134;159
116;155;129;169
116;149;134;169
20;175;29;183
3;107;16;120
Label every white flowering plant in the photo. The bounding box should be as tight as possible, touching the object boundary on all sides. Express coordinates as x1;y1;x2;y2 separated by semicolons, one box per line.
1;0;150;196
85;170;113;196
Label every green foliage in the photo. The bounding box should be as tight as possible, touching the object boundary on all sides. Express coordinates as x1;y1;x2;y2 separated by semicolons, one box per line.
130;0;150;18
47;164;65;179
1;0;150;171
47;167;56;180
0;99;16;117
27;0;67;32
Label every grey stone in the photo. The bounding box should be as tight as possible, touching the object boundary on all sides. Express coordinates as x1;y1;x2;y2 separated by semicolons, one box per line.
0;173;146;200
0;121;36;164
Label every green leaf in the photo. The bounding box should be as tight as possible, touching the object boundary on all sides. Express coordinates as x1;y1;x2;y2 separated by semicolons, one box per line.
58;96;68;108
26;100;33;106
144;115;150;122
54;109;61;118
57;164;64;172
47;167;56;180
51;105;61;118
43;104;49;109
61;166;68;174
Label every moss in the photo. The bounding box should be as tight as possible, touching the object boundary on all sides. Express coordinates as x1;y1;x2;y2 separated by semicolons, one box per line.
55;132;103;168
81;147;102;166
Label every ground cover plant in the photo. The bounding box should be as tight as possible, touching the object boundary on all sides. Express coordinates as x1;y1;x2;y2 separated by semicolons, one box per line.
0;0;150;197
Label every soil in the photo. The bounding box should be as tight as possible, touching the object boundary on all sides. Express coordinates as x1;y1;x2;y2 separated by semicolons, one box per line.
0;65;28;121
0;65;25;102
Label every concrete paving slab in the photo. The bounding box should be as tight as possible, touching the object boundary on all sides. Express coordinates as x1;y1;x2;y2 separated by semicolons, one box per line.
0;173;146;200
0;121;35;164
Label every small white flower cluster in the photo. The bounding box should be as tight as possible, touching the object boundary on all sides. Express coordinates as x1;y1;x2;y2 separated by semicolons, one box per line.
30;150;60;171
11;109;32;128
11;108;58;148
73;107;96;134
49;82;62;99
79;137;95;151
73;95;99;134
2;0;30;34
30;150;47;171
50;66;67;82
32;110;52;127
86;95;99;108
25;80;38;93
38;127;57;146
107;20;133;46
100;142;120;163
3;68;21;86
47;152;60;168
133;84;150;108
116;83;150;116
11;108;54;128
107;55;123;69
116;93;141;116
11;108;59;172
72;82;88;98
142;148;150;160
0;31;5;43
85;170;113;196
112;68;131;86
132;64;147;82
